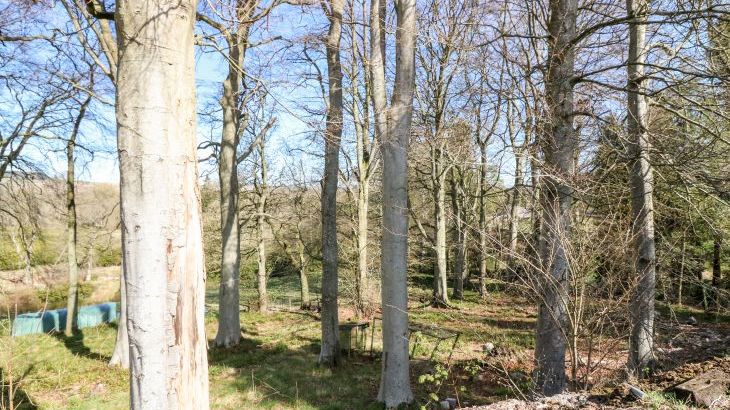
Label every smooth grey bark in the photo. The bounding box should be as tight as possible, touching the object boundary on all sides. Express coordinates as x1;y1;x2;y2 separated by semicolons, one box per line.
64;95;90;337
355;170;371;314
109;264;130;368
432;146;449;306
626;0;656;377
450;168;468;300
116;0;210;406
298;225;310;309
507;146;526;270
677;233;686;305
346;11;375;316
319;0;344;367
534;0;577;396
214;15;251;347
477;139;489;296
371;0;416;406
256;142;269;313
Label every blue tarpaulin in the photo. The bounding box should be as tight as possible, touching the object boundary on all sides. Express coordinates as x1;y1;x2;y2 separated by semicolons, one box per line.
11;302;119;336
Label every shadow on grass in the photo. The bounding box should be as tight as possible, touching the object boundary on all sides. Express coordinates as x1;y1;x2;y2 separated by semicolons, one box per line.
1;365;39;409
208;334;384;410
52;329;111;362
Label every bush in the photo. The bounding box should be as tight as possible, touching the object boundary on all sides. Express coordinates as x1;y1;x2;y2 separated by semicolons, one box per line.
95;246;121;267
36;282;94;310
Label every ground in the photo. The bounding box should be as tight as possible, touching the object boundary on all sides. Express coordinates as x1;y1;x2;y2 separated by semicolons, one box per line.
1;270;728;409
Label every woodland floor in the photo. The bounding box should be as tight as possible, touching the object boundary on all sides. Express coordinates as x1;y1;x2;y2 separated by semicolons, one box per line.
0;269;728;409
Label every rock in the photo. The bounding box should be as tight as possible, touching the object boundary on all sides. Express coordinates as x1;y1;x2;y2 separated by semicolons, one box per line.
673;369;730;408
440;400;451;410
687;316;698;325
627;384;645;399
446;397;457;408
508;370;528;382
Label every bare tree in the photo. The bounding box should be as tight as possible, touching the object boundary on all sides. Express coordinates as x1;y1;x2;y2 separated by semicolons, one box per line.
115;0;210;406
319;0;345;367
534;0;578;396
370;0;416;405
626;0;656;377
64;93;92;336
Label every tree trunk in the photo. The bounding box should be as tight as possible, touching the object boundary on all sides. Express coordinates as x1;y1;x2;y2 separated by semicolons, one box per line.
626;0;656;377
534;0;577;396
116;0;210;406
319;0;344;367
371;0;416;406
214;32;244;348
451;170;467;300
256;142;269;313
712;235;722;287
356;178;370;315
678;233;686;306
507;147;525;272
433;153;449;306
298;227;310;309
109;264;130;369
65;96;89;337
478;140;489;296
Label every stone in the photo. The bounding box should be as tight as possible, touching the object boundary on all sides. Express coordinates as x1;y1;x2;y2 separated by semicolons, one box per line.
508;370;528;382
440;400;451;410
627;384;645;399
673;369;730;408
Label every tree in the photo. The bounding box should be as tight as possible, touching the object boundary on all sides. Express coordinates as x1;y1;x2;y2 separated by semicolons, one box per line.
64;93;92;336
115;0;210;406
370;0;416;405
534;0;578;396
196;0;275;348
626;0;656;377
319;0;344;367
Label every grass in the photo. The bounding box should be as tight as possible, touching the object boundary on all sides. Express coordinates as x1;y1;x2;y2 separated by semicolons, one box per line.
0;272;545;409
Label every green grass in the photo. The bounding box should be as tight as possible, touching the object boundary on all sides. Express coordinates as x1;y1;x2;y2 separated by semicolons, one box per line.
0;274;542;409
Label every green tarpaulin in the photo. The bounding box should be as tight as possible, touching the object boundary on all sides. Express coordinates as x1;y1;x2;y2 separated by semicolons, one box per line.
11;302;119;336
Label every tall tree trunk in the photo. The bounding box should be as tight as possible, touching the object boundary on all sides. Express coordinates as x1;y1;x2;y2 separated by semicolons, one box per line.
256;141;269;313
451;169;467;300
507;147;525;271
319;0;344;367
534;0;577;396
350;14;373;317
626;0;656;377
116;0;210;406
65;96;90;337
712;235;722;287
371;0;416;406
298;225;310;309
433;150;449;306
677;233;686;306
478;140;489;296
214;31;244;348
109;263;129;368
356;177;370;315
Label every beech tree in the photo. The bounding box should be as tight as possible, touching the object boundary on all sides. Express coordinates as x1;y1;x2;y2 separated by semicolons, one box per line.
319;0;345;367
370;0;417;405
115;0;210;406
534;0;578;396
64;93;92;336
626;0;656;377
